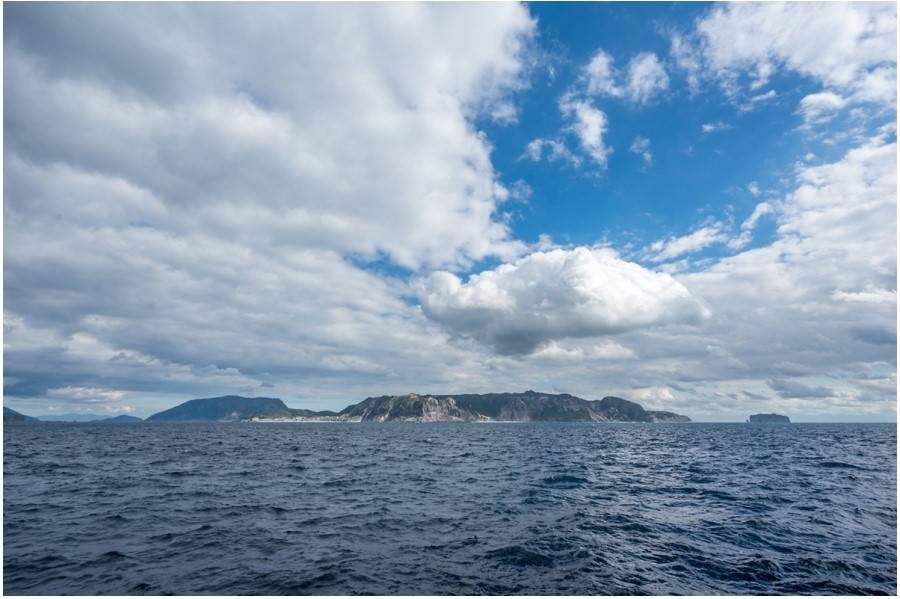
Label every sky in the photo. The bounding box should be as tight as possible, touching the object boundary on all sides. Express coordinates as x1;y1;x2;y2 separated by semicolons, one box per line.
3;2;897;421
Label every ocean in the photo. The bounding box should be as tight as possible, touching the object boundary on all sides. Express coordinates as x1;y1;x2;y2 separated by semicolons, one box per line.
3;422;896;595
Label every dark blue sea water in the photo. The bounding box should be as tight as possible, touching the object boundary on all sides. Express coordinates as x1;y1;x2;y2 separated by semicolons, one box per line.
3;422;897;595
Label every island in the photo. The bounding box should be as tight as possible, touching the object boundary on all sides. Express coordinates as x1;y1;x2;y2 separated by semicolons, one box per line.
4;407;40;424
144;391;691;423
747;413;791;423
3;408;143;424
146;396;290;422
97;415;144;424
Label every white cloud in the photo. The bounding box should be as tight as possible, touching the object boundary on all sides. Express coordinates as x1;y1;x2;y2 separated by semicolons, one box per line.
490;101;519;125
583;49;669;104
751;90;776;103
694;2;896;92
798;91;848;125
670;33;702;94
747;182;760;196
832;287;896;305
649;225;728;262
523;137;580;166
727;201;774;249
631;386;677;405
506;179;534;203
778;137;895;249
47;386;128;403
530;340;637;362
701;121;730;133
536;48;667;172
851;65;898;105
583;49;621;97
676;2;896;124
419;247;708;355
559;96;610;167
625;52;670;104
741;202;773;231
629;136;653;165
628;135;653;165
5;3;535;271
739;89;777;112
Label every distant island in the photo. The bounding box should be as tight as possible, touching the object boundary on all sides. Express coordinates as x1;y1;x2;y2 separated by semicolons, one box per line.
145;395;288;422
747;413;791;423
3;406;140;424
4;407;40;424
97;415;144;423
5;392;692;424
146;392;691;423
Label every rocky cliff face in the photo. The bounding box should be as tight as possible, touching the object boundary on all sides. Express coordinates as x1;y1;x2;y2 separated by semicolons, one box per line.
337;391;690;422
339;394;483;422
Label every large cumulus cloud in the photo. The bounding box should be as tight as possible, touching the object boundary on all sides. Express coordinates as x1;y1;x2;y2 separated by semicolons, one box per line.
419;247;708;354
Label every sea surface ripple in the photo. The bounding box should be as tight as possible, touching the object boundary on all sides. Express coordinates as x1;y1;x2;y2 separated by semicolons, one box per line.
4;422;897;595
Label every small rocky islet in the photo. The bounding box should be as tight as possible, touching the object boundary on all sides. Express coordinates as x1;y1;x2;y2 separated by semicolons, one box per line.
747;413;791;423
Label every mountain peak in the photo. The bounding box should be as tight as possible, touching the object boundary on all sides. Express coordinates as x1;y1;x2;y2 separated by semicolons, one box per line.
146;395;287;422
